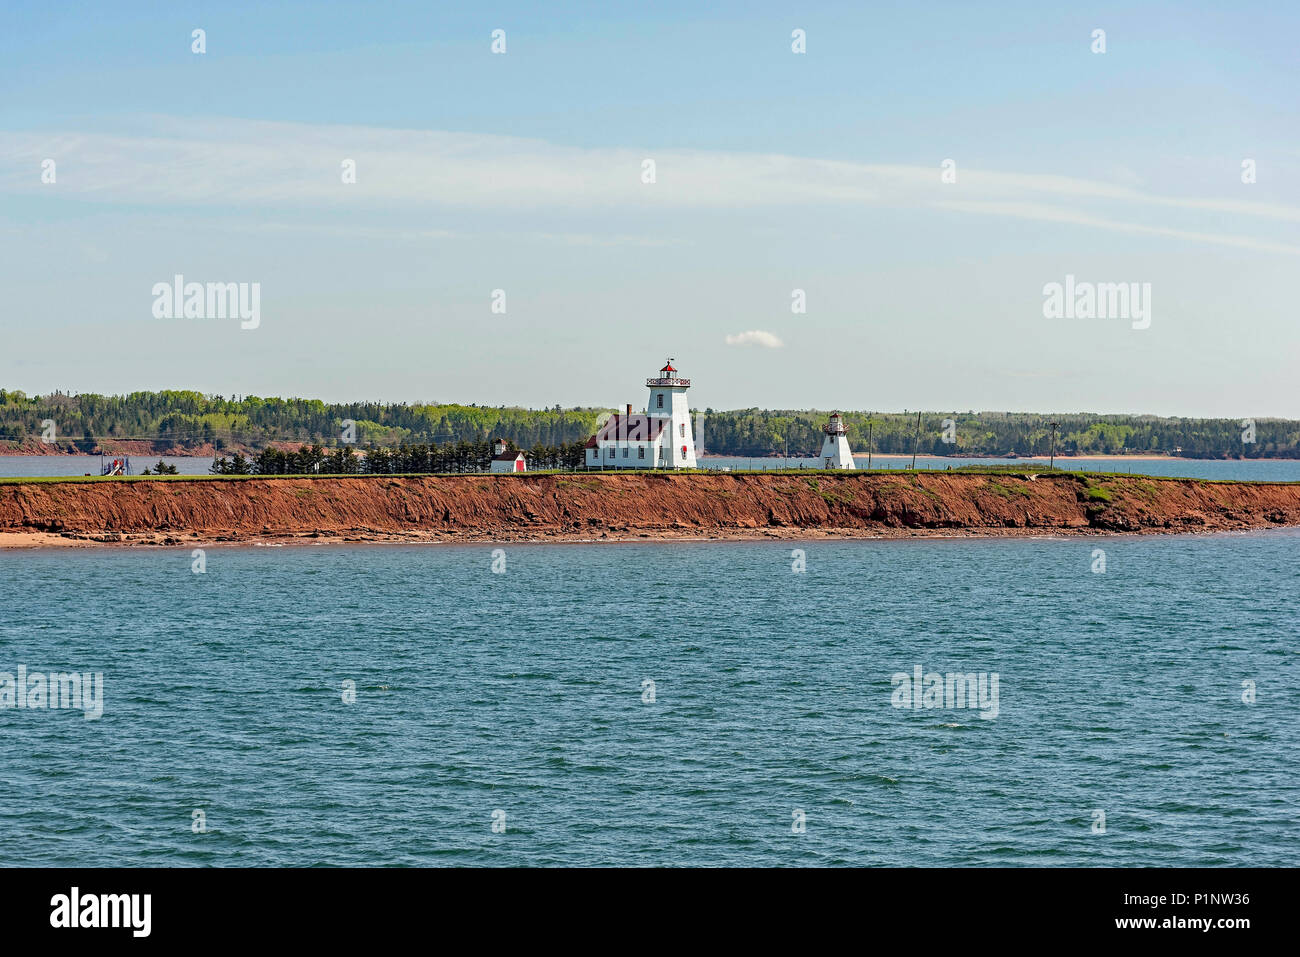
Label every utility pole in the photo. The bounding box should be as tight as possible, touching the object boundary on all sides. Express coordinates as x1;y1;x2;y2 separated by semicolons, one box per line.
910;411;921;469
866;420;874;470
1049;421;1059;469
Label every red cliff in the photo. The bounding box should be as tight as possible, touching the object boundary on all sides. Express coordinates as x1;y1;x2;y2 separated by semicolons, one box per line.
2;471;1299;546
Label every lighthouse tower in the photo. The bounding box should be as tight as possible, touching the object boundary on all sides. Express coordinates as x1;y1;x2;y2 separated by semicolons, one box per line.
647;358;697;468
820;412;855;469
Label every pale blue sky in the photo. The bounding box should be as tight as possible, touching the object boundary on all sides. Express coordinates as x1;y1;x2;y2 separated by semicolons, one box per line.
1;1;1297;416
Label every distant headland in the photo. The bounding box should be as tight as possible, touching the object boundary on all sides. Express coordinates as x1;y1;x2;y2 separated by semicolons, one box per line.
1;387;1297;461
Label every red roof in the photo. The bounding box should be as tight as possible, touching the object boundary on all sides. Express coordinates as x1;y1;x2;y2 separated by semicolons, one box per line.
588;413;667;444
660;362;676;372
491;449;525;461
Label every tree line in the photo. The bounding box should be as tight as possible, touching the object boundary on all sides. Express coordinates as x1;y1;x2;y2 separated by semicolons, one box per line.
212;439;591;474
0;389;601;453
2;388;1297;458
701;409;1300;458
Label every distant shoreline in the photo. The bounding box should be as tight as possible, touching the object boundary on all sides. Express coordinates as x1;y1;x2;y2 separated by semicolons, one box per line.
701;452;1291;462
0;451;1164;460
5;447;1294;463
0;444;224;458
850;453;1178;462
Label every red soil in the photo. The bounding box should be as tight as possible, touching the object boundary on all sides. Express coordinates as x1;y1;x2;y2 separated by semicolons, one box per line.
1;471;1298;547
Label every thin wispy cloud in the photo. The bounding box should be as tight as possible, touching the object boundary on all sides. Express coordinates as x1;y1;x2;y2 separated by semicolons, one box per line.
934;200;1300;256
2;116;1296;255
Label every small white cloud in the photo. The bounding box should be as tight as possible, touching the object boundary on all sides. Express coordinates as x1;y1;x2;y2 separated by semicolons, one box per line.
725;330;784;348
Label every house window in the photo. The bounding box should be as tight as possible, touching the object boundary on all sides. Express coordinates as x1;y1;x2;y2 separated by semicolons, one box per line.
622;446;629;457
680;423;685;438
607;447;615;459
638;446;645;459
656;394;663;409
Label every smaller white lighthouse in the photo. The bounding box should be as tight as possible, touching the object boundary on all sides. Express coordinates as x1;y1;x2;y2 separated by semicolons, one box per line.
820;412;855;469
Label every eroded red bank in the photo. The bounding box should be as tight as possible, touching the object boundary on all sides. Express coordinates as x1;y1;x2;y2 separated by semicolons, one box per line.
1;472;1298;546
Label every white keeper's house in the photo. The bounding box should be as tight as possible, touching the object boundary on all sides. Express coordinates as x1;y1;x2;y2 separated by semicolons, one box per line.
489;438;527;472
584;359;698;469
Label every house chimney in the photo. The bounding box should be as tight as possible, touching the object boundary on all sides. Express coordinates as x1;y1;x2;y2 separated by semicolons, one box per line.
626;403;632;418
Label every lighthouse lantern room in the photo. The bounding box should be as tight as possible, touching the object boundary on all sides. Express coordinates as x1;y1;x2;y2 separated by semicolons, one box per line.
819;412;855;469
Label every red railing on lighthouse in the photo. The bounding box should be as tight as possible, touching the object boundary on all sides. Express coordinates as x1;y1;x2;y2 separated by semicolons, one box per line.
647;359;689;388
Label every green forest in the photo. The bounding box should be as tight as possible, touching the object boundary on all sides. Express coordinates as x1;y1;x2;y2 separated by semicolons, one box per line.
210;440;590;475
1;388;1297;459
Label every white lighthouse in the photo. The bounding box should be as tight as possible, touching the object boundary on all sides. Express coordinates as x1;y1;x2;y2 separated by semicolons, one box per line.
584;358;698;468
819;412;855;469
646;359;697;468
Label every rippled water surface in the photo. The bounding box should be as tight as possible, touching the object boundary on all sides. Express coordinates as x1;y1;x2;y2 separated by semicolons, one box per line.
1;534;1296;866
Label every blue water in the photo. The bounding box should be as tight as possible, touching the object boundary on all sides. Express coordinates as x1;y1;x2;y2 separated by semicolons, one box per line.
5;455;1300;482
1;534;1297;866
0;455;218;477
